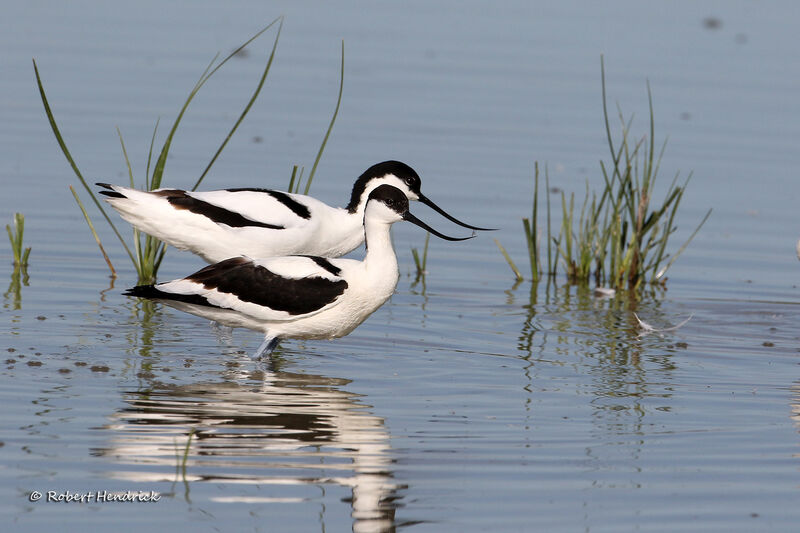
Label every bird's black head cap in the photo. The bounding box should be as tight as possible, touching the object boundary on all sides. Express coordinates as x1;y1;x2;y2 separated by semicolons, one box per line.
347;161;420;213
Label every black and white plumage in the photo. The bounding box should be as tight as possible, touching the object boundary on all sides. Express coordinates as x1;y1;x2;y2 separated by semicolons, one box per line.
125;185;473;358
99;160;491;263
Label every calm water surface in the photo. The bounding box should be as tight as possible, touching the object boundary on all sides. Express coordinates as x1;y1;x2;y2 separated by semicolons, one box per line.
2;1;800;532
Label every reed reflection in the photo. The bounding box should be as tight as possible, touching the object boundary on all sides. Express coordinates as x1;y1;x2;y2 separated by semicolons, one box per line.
3;264;29;311
511;280;677;417
94;366;403;533
791;380;800;441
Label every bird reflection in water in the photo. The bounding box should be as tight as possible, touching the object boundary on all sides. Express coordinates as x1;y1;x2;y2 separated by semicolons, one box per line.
93;366;404;533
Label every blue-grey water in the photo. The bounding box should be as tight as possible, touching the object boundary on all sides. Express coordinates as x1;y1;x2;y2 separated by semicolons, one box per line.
2;1;800;532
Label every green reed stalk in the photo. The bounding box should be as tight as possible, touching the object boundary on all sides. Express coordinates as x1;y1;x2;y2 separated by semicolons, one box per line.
69;186;115;276
34;59;137;267
545;166;558;276
594;57;710;289
6;213;31;267
305;41;344;195
411;231;431;279
286;41;345;195
499;56;709;291
35;19;287;284
494;238;523;281
287;165;302;194
191;20;284;191
497;163;543;282
527;162;541;281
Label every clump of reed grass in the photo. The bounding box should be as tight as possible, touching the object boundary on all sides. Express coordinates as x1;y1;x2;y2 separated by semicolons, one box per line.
35;18;337;284
6;213;31;267
498;58;711;291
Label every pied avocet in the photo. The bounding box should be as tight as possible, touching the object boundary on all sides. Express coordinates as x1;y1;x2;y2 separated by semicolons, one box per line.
125;185;474;358
99;160;490;263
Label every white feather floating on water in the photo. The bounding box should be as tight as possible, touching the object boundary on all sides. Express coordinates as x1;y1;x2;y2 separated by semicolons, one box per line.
633;312;693;334
594;287;616;298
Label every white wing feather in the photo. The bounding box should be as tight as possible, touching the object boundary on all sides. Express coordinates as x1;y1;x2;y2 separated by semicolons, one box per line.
185;190;326;230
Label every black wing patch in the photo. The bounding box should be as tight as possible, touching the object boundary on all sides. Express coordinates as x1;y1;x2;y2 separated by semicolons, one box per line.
225;188;312;220
160;190;284;229
124;284;212;307
300;256;342;277
127;257;347;316
184;257;347;315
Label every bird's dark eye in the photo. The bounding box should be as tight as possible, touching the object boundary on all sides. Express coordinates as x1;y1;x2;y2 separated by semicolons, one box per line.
405;177;414;186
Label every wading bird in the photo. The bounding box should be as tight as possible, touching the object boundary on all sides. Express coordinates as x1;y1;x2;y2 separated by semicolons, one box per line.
99;160;491;263
125;185;474;358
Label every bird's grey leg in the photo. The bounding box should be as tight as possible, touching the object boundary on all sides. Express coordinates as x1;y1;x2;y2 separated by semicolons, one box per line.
252;336;281;359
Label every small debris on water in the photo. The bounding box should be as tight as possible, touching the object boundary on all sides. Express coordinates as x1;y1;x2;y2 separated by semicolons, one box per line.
634;313;693;334
594;287;616;298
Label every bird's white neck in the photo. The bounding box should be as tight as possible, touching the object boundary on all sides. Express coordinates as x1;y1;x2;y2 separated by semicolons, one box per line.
362;216;400;289
363;217;396;261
